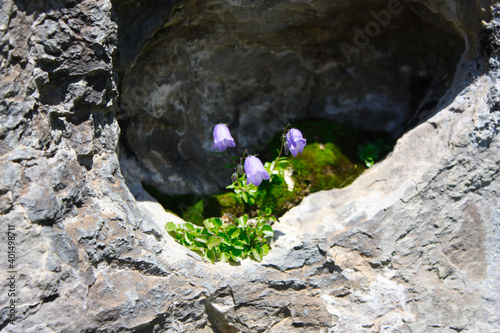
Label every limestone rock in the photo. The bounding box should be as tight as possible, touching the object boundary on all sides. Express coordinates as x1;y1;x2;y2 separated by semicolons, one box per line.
0;0;499;332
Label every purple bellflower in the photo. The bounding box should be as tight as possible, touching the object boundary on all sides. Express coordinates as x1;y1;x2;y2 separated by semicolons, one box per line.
285;128;306;157
212;124;236;152
244;156;270;186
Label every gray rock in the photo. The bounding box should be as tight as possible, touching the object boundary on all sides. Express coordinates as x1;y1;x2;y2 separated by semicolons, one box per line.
18;159;61;225
0;0;499;332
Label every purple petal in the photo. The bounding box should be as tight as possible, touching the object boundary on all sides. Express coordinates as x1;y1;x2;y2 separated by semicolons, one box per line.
286;128;306;156
244;156;270;186
212;124;235;152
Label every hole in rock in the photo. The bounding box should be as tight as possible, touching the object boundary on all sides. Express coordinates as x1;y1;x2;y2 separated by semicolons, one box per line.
113;0;483;223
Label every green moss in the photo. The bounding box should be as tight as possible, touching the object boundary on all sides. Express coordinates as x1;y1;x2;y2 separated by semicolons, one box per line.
254;174;297;217
181;199;205;225
291;142;364;193
214;192;245;217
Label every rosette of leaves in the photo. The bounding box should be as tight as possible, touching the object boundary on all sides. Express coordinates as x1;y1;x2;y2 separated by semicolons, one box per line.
166;214;273;263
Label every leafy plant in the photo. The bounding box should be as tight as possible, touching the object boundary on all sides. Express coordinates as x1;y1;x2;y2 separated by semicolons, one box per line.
227;156;290;206
161;120;384;264
226;178;258;205
166;214;273;263
357;138;385;168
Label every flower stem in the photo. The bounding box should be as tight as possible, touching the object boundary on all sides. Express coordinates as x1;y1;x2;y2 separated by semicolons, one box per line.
270;124;291;173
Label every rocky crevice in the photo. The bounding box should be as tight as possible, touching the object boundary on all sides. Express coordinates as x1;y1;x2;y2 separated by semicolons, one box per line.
0;0;499;332
116;0;478;195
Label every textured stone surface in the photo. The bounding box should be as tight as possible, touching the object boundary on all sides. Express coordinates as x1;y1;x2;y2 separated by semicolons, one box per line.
0;0;499;332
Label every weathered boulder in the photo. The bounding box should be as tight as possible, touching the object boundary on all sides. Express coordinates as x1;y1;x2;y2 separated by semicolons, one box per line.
0;0;499;332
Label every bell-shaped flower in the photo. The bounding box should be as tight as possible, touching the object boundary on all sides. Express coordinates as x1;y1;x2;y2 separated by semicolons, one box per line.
285;128;306;157
212;124;236;152
244;156;270;186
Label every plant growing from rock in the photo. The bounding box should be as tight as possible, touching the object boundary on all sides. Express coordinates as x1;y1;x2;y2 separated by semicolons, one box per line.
166;124;305;263
166;214;273;263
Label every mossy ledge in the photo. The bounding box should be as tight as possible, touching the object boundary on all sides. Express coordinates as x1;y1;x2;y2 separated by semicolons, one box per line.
145;119;393;225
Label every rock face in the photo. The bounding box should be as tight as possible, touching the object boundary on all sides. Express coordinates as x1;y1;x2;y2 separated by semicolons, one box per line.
0;0;499;332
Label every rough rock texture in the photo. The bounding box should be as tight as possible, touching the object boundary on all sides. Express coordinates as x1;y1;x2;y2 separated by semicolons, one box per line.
0;0;499;333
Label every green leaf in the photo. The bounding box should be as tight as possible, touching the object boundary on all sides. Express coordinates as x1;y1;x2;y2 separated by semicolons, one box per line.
241;191;248;203
230;248;243;262
251;247;263;262
187;243;203;252
261;225;274;238
207;236;222;249
231;239;244;250
204;249;216;263
248;229;258;242
173;232;184;241
227;226;240;238
203;219;211;231
183;233;193;245
202;217;223;233
239;231;249;245
219;233;231;245
165;222;177;232
256;220;266;230
194;234;208;244
237;215;248;227
184;223;197;232
212;218;223;230
262;243;270;256
220;251;230;262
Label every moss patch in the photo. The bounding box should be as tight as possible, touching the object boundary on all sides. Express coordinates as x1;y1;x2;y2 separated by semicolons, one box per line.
291;142;364;191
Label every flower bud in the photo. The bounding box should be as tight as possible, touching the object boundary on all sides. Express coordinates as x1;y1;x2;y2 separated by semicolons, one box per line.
231;172;238;183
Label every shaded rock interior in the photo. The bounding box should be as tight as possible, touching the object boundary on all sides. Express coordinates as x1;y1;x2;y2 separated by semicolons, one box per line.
116;0;475;196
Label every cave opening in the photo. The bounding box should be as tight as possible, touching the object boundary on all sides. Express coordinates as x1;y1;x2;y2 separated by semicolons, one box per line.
112;0;479;209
